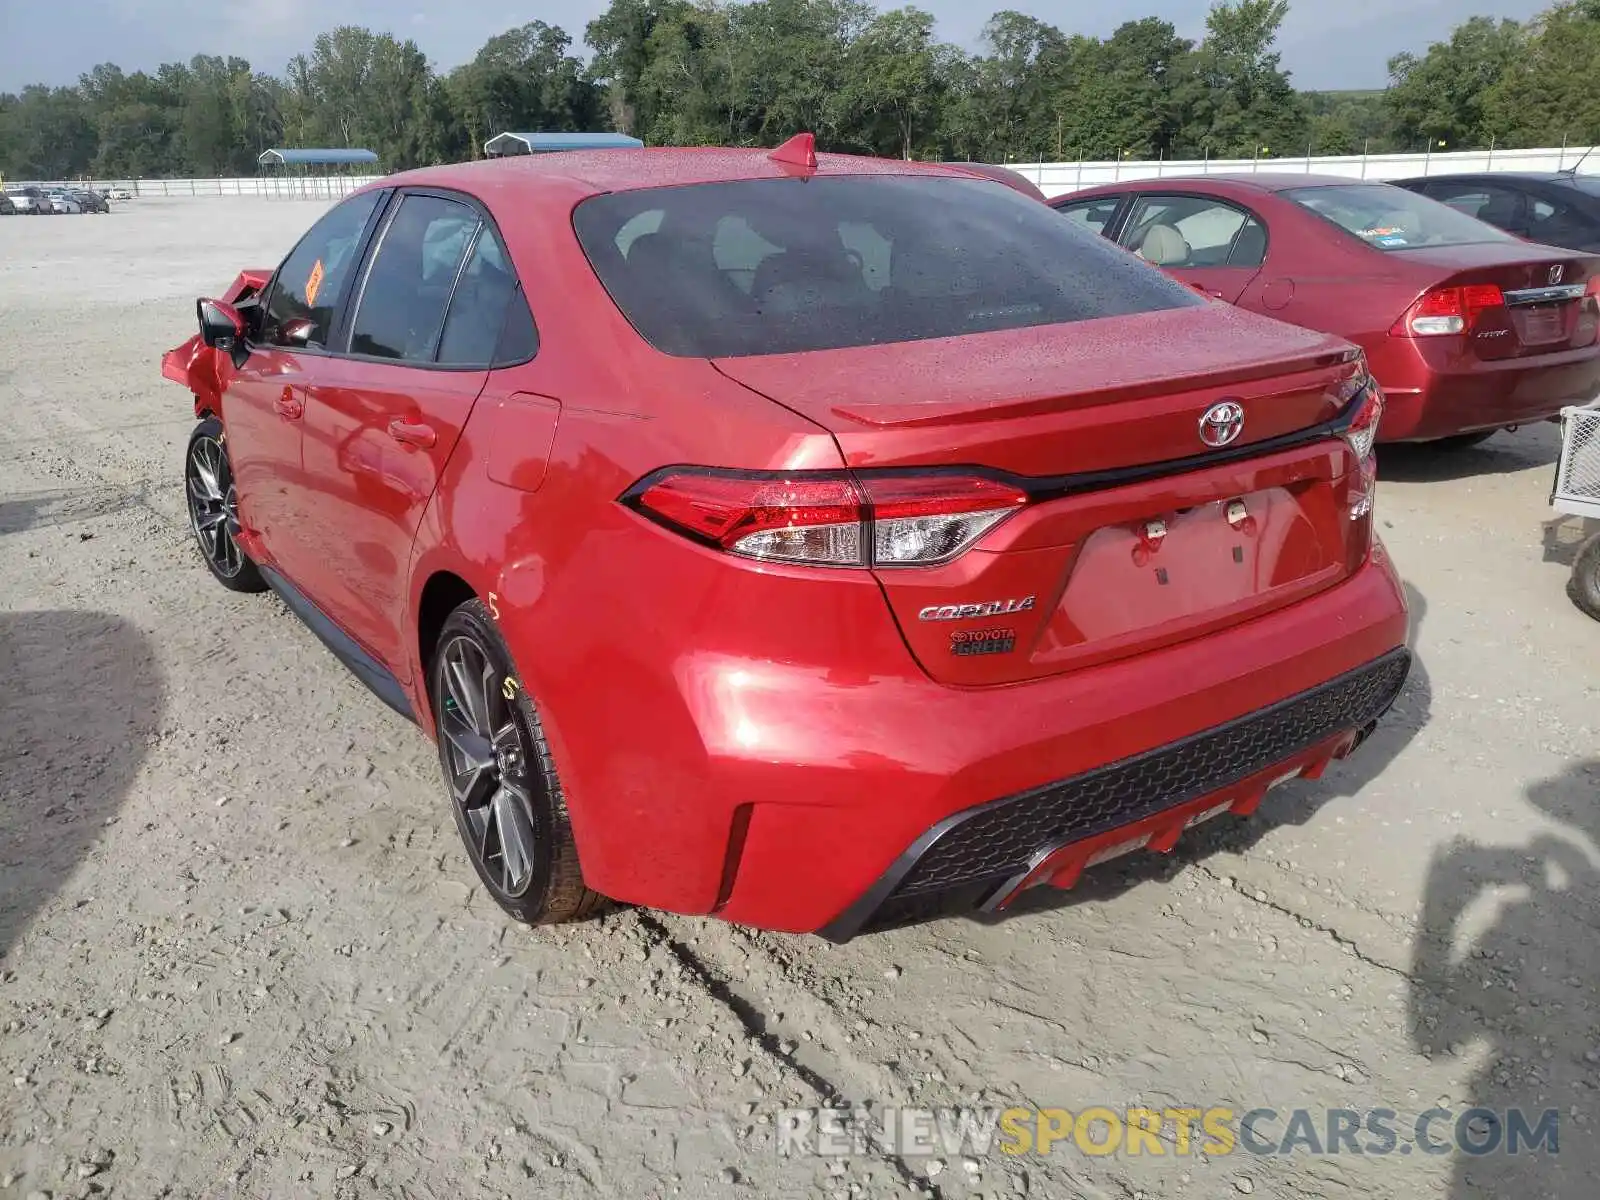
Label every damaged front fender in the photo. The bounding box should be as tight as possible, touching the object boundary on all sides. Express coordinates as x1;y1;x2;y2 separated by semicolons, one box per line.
160;268;273;417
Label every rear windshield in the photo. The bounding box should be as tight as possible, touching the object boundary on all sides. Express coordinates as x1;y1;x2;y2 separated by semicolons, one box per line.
572;175;1202;357
1284;183;1517;252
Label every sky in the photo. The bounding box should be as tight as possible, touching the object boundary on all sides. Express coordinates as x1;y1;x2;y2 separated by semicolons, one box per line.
0;0;1553;95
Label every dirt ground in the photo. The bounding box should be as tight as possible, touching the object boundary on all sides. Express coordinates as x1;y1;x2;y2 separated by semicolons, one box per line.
1;197;1597;1200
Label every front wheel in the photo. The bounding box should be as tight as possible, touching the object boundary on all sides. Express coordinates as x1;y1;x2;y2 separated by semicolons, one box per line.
1570;533;1600;622
184;418;266;593
430;600;605;926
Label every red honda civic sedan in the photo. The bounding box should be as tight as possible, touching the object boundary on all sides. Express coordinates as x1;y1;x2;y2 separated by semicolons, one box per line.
1053;174;1600;446
163;140;1410;938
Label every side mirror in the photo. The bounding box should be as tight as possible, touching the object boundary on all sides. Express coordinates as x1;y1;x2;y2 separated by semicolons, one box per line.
197;298;245;351
278;318;316;347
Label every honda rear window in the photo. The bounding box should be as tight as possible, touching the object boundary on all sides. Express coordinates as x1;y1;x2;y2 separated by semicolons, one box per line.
572;176;1202;357
1284;183;1518;252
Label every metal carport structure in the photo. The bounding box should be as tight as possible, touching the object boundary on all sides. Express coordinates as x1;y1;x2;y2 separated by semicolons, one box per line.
257;148;381;199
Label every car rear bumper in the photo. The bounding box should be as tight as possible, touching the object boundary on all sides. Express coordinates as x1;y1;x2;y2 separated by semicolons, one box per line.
1373;338;1600;441
819;647;1409;939
538;540;1410;936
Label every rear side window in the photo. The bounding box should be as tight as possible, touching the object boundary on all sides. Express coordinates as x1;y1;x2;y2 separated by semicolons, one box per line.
1284;183;1517;252
573;176;1202;358
262;191;381;347
437;226;536;367
350;194;479;362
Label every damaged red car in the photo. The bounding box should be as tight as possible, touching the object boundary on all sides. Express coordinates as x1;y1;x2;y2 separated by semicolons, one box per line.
163;138;1410;939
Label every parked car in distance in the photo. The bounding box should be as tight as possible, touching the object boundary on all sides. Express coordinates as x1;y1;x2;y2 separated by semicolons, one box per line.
0;193;15;215
1390;172;1600;253
162;140;1410;939
8;186;53;214
69;188;109;213
106;187;133;201
47;191;82;214
1052;174;1600;447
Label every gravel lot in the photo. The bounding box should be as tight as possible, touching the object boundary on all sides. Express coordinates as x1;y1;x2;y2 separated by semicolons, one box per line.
1;197;1597;1200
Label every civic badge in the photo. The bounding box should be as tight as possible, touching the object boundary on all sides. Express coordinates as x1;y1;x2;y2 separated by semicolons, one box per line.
1199;401;1245;448
1549;264;1565;285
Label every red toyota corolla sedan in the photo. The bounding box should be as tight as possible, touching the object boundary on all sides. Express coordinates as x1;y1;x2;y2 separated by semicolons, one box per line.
162;140;1410;939
1053;174;1600;446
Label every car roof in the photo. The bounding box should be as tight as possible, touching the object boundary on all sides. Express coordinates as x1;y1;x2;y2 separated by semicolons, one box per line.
380;147;980;202
1149;172;1407;192
1066;172;1416;198
1395;170;1575;183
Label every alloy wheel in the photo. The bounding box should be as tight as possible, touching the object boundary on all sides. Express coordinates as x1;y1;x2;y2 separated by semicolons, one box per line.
186;435;245;578
436;633;540;897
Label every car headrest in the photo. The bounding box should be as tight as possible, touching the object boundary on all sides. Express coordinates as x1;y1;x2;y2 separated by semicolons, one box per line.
1139;224;1190;267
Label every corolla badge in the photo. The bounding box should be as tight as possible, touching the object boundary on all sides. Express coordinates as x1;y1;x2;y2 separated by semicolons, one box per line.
919;597;1036;622
1199;401;1246;448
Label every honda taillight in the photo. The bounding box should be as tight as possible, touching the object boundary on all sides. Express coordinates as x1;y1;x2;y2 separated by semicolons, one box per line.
1391;284;1504;337
628;470;1028;568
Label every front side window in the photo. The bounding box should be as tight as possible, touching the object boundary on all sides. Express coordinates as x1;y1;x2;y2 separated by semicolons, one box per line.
1118;195;1268;268
573;176;1202;358
261;191;382;347
1285;183;1518;252
349;194;480;362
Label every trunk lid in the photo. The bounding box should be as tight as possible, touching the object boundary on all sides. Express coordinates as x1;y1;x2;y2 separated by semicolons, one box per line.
714;306;1373;686
1397;245;1600;360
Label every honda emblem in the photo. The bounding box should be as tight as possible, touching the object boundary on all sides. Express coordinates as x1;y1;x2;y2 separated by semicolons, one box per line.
1549;264;1565;285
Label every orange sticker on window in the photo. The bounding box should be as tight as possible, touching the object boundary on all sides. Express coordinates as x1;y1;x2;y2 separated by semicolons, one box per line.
305;259;325;306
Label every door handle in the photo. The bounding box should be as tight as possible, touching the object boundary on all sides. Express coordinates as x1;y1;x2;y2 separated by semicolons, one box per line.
387;419;437;449
274;386;304;420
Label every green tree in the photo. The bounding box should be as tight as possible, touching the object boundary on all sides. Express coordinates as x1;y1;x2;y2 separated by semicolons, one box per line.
1484;2;1600;148
1056;20;1194;161
0;84;96;177
446;22;603;158
835;7;942;158
1178;0;1306;158
1386;16;1525;150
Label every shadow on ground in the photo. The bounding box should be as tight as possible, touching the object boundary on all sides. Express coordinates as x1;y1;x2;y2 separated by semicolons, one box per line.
0;485;148;536
973;581;1433;928
1542;514;1598;569
1380;425;1560;484
1408;757;1600;1198
0;610;163;959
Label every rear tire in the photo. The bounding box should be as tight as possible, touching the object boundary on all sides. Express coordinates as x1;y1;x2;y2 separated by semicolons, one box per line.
1425;430;1498;452
1569;533;1600;622
430;599;606;926
184;418;267;593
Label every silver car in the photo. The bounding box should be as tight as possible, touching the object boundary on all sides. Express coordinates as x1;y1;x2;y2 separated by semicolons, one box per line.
8;187;52;214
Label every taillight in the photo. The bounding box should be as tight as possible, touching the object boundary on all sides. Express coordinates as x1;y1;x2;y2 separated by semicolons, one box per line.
627;470;1028;568
1340;379;1384;521
1391;283;1504;337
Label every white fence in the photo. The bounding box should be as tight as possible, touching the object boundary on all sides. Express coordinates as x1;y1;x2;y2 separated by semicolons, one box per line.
8;175;381;199
1008;145;1597;199
12;144;1596;202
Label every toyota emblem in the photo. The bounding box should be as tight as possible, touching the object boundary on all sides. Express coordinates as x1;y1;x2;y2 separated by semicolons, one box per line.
1199;401;1245;448
1549;264;1565;285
